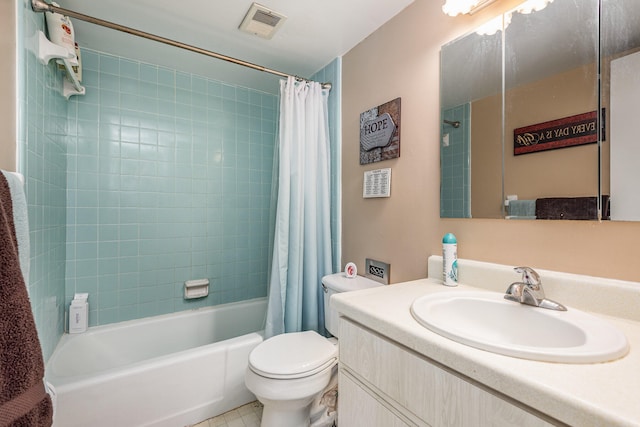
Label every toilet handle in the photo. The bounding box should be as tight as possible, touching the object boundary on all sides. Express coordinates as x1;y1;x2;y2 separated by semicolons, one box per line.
322;283;328;293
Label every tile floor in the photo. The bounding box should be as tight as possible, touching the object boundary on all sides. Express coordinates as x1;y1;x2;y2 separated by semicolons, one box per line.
193;401;263;427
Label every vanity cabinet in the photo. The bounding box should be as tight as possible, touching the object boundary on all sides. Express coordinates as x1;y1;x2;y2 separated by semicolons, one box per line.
338;318;559;427
339;371;411;427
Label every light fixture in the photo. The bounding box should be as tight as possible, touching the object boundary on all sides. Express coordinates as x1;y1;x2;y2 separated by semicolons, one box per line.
442;0;499;17
516;0;554;14
475;13;511;36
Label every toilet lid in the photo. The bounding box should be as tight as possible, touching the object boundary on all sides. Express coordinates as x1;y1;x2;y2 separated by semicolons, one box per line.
249;331;338;379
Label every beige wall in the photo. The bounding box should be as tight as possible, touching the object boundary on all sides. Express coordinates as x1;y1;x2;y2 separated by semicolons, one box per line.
342;0;640;283
0;0;16;171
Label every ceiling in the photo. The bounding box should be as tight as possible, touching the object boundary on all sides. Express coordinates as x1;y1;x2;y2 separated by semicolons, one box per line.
58;0;415;94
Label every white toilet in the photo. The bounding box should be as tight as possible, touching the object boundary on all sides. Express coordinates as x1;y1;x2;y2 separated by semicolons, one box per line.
245;272;382;427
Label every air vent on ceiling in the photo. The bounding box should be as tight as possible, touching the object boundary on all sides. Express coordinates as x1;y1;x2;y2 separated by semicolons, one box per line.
239;3;287;40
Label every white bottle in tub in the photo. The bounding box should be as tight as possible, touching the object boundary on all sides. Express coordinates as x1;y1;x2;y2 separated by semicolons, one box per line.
69;293;88;334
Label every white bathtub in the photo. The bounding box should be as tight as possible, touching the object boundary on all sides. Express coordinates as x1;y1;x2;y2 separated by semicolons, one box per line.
45;298;267;427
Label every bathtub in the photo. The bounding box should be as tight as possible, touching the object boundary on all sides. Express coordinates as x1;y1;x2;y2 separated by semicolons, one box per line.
45;297;267;427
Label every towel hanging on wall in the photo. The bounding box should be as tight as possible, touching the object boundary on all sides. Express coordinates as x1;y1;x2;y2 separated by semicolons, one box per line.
0;171;53;427
1;172;30;283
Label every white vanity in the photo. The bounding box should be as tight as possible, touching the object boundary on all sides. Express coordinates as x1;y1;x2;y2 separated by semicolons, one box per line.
331;257;640;426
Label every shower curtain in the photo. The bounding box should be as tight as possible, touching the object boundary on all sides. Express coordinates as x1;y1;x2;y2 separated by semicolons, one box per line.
265;76;333;338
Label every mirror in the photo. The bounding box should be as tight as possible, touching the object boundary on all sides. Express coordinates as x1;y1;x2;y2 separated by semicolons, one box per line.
601;0;640;220
504;0;599;220
440;18;503;219
440;0;640;220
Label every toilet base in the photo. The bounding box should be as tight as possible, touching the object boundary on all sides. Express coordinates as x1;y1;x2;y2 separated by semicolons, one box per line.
244;331;341;427
258;397;314;427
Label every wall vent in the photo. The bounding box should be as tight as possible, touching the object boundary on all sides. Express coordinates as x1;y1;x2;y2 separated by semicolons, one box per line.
239;3;287;40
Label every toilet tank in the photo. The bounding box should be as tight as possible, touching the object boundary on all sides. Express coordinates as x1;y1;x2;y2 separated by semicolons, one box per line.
322;273;382;337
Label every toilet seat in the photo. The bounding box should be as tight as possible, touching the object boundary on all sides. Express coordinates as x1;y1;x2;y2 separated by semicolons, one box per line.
249;331;338;380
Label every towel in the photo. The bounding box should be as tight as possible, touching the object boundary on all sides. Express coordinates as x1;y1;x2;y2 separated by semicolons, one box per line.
0;172;29;284
507;199;536;218
535;196;603;220
0;172;53;427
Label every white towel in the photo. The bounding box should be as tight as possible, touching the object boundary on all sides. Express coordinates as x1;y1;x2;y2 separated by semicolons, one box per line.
1;171;30;284
507;199;536;218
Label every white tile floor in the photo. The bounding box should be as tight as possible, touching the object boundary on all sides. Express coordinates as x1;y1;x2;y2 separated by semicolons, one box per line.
193;401;263;427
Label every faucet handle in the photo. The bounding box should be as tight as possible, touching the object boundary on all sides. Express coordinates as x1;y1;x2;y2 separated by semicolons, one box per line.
514;267;541;289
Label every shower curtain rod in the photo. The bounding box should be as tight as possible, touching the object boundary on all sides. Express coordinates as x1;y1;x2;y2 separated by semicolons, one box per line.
31;0;331;89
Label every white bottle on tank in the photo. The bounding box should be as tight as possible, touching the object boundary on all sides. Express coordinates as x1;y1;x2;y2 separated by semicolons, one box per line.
442;233;458;286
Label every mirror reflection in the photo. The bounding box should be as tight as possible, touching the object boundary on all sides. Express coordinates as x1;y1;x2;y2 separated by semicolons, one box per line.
440;0;640;221
440;19;502;219
601;0;640;221
504;0;599;220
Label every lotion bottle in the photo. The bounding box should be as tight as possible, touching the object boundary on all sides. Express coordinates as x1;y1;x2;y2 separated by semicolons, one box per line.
45;2;78;66
69;293;88;333
442;233;458;286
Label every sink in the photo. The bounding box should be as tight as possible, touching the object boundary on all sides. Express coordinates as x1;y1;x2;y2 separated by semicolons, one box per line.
410;291;629;363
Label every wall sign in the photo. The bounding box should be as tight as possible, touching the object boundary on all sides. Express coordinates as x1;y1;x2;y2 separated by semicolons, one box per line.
360;98;401;164
513;111;598;155
363;168;391;198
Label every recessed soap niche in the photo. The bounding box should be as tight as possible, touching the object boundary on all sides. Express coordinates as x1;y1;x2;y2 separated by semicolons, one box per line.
184;279;210;299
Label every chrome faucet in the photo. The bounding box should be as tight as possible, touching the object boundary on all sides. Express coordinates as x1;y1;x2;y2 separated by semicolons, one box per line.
504;267;566;311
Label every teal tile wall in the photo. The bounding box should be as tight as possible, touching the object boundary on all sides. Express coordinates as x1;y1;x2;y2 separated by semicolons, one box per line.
441;104;471;218
65;49;277;326
311;58;342;273
18;2;69;361
18;1;339;356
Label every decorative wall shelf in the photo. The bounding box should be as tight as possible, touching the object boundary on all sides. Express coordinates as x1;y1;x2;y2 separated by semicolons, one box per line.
35;31;85;99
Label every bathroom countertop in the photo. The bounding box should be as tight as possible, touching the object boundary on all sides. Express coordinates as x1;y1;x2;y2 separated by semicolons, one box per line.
332;278;640;427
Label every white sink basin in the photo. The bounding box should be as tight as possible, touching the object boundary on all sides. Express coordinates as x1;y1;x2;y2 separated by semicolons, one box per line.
410;291;629;363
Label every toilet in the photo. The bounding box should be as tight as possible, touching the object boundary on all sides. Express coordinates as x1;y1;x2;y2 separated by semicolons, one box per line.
245;272;382;427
